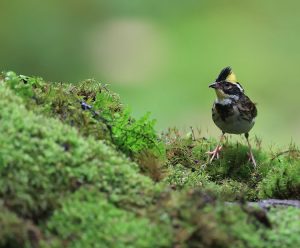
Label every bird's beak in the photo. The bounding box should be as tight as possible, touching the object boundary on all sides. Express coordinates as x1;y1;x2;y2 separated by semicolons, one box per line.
209;82;218;89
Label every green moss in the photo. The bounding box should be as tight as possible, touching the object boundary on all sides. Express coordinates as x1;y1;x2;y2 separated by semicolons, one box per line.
0;85;154;219
0;207;41;248
207;179;257;201
205;141;267;182
151;189;265;248
258;159;300;199
264;207;300;247
164;129;210;169
1;71;300;248
2;71;165;159
211;205;264;248
161;163;256;201
46;187;172;248
162;163;208;189
163;131;268;200
136;150;166;182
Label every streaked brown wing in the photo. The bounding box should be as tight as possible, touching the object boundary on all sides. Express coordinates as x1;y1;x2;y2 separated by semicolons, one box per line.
237;95;257;121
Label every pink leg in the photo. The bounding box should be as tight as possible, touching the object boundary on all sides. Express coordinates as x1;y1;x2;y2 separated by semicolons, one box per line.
206;145;222;162
206;133;225;163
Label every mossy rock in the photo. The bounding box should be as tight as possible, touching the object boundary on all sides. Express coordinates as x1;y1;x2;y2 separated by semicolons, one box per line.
0;86;155;220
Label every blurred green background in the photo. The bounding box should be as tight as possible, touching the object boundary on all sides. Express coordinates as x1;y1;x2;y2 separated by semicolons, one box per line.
1;0;299;147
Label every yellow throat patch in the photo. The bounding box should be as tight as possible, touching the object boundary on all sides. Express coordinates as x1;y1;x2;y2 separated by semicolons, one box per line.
215;89;228;100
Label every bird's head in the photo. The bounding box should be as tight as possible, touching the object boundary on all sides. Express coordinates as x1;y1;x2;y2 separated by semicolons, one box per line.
209;66;244;100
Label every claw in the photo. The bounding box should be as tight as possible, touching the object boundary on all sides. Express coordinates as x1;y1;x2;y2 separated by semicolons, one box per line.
206;145;222;163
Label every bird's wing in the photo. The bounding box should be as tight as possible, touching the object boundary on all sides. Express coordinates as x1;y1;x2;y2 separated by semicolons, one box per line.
237;95;257;121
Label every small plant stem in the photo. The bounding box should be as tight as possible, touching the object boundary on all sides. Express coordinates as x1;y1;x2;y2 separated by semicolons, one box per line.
190;126;196;141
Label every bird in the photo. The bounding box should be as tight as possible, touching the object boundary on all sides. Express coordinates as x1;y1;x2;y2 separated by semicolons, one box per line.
207;66;258;167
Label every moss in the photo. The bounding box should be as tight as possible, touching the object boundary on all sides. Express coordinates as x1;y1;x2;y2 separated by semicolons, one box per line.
162;163;208;189
46;187;172;248
258;159;300;199
136;150;166;182
164;128;209;169
149;188;300;248
0;207;41;248
264;207;300;247
1;71;300;248
204;141;267;183
150;189;265;248
163;130;268;200
0;85;155;220
2;71;165;159
206;179;257;201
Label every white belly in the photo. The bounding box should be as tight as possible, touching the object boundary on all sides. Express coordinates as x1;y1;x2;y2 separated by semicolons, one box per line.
213;105;255;134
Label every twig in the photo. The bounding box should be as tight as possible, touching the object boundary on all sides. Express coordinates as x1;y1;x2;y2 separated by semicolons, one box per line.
190;126;196;141
270;149;300;161
248;199;300;209
227;199;300;210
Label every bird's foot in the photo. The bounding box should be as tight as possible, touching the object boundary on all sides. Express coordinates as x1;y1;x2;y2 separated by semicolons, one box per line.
247;152;257;168
206;145;222;163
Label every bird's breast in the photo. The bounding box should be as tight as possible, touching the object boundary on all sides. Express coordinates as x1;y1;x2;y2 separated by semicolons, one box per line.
212;102;255;134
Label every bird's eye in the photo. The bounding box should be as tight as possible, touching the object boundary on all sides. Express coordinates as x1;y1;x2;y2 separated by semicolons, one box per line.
224;82;231;87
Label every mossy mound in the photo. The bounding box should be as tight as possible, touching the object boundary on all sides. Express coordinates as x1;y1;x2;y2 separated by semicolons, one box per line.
163;128;300;201
0;71;299;248
0;85;155;221
3;71;164;159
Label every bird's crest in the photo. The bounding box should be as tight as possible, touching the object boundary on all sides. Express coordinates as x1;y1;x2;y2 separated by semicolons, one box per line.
216;66;237;83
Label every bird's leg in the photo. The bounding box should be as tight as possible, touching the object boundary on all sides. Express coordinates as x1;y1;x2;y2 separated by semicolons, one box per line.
206;132;225;163
245;133;257;168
